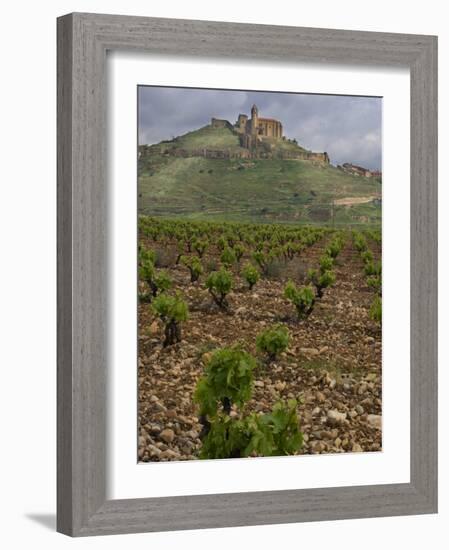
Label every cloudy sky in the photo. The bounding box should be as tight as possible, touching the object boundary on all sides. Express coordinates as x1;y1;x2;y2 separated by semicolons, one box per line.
138;86;382;170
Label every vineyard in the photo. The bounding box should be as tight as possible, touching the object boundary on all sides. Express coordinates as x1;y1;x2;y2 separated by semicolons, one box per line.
138;216;382;461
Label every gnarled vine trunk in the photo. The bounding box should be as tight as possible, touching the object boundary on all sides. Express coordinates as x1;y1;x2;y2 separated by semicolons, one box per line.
163;319;181;347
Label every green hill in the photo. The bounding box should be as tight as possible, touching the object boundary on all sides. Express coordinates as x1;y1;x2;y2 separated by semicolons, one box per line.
142;124;309;155
138;126;381;226
168;125;243;151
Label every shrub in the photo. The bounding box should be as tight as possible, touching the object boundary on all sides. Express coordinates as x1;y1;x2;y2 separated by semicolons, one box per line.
367;275;381;294
256;325;289;362
153;270;172;294
282;241;300;261
139;245;156;265
325;240;341;259
194;347;302;459
242;263;260;290
139;258;172;298
284;280;315;320
353;232;367;252
151;292;188;347
233;243;246;263
139;257;155;287
252;250;265;268
206;268;233;309
303;233;318;247
217;235;227;251
138;290;152;303
221;246;237;267
364;261;382;277
272;245;284;261
194;346;256;417
319;254;334;272
174;239;186;265
198;400;302;460
368;229;382;245
197;414;250;459
361;250;374;264
185;236;193;253
181;255;203;283
252;250;274;276
307;268;336;299
226;232;236;248
193;239;208;258
247;399;303;457
370;295;382;323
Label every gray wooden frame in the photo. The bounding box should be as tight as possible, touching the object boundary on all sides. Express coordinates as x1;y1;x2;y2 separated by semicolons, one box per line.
57;12;438;537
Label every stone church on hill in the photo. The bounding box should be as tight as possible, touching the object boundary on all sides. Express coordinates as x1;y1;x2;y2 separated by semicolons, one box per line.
211;104;284;150
139;103;330;164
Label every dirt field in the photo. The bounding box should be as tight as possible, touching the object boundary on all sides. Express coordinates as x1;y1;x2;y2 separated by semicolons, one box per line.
334;195;380;206
138;230;382;462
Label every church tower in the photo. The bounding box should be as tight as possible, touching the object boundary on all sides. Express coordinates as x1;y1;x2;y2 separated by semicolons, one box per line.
250;104;259;134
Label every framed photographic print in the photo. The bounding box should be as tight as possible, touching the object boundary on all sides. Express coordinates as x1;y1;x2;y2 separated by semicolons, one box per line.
57;13;437;536
136;86;383;464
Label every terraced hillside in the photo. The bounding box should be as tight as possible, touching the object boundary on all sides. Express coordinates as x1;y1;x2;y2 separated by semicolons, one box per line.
138;125;381;226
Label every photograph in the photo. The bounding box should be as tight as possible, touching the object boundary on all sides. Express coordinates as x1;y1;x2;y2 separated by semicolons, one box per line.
137;85;382;462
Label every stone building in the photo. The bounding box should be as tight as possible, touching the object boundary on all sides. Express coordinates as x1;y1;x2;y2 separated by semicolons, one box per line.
211;104;283;150
139;104;330;165
338;163;382;178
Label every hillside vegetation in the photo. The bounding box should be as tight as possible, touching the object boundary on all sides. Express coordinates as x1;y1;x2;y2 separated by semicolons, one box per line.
139;125;381;226
165;125;243;151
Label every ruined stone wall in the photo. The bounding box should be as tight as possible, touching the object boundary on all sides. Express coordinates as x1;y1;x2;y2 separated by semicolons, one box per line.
275;150;329;164
147;146;329;163
210;118;234;131
139;130;330;165
164;147;251;159
139;144;163;156
306;152;329;164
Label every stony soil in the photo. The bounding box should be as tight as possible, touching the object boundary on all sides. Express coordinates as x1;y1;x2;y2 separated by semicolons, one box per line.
138;234;382;462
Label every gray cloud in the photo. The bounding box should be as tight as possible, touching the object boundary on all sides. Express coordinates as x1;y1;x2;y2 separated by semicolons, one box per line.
138;86;382;170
